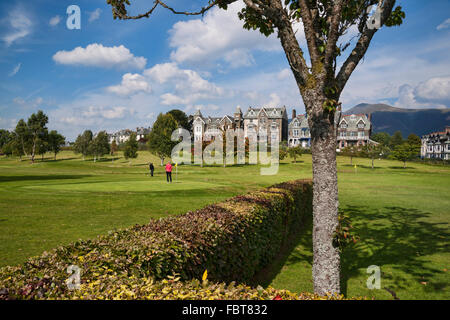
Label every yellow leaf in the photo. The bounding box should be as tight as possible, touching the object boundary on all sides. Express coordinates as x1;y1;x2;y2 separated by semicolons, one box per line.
202;269;208;281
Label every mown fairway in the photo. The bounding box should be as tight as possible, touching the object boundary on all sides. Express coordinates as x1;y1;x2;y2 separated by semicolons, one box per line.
0;151;448;299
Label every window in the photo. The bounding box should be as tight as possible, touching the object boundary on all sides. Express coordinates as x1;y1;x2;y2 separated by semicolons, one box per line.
340;131;346;137
196;126;202;133
293;129;299;136
358;131;364;138
340;123;347;129
357;121;365;129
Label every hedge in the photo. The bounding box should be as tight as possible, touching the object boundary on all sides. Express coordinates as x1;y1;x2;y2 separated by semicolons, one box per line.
0;179;313;300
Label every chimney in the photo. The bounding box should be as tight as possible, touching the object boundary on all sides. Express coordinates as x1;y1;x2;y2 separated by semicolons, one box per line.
292;108;297;120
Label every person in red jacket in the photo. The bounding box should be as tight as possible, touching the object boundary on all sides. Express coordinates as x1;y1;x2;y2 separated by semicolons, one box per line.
165;161;172;183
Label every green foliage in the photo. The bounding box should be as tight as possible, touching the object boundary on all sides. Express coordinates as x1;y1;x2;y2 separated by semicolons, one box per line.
238;6;274;37
14;119;32;156
110;140;118;156
385;6;406;27
279;141;288;160
340;145;359;164
370;132;391;146
148;113;178;162
390;130;404;148
0;180;313;300
73;130;93;159
167;109;190;130
48;131;66;160
288;146;303;163
89;131;110;160
0;130;11;153
390;142;420;168
407;133;421;146
333;212;359;252
123;133;138;159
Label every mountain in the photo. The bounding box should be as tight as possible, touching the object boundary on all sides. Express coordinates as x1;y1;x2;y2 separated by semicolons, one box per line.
343;103;450;137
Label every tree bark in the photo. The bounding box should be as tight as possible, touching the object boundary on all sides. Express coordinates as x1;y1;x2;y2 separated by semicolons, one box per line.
309;103;340;295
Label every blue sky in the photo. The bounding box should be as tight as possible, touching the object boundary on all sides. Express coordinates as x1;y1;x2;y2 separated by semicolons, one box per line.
0;0;449;140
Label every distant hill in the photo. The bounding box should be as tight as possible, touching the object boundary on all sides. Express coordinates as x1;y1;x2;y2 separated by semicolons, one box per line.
343;103;450;137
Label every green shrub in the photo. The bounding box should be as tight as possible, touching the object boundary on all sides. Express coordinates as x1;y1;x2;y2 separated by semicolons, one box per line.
0;180;313;300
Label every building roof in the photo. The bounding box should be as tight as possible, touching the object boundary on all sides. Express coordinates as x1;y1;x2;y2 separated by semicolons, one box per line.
243;106;286;119
339;114;371;130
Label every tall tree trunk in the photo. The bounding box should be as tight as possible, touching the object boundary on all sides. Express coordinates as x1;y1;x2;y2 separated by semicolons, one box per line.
309;101;340;295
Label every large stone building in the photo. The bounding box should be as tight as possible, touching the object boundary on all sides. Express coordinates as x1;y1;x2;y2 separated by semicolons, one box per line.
288;109;373;149
108;127;151;144
243;106;288;142
288;109;310;148
421;126;450;160
192;106;288;142
336;114;372;149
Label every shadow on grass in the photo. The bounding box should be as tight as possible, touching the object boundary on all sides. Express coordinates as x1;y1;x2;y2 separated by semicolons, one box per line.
340;205;449;298
0;174;92;182
388;166;416;170
249;205;448;299
250;213;313;288
40;157;79;162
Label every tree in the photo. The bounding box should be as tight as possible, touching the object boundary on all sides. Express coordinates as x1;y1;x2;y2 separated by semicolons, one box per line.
14;119;31;157
124;132;139;160
110;140;118;156
74;130;93;160
89;131;111;162
27;110;49;163
167;109;190;130
0;130;11;153
340;145;358;165
361;143;385;169
107;0;405;295
288;145;303;163
391;142;419;168
390;130;404;149
36;132;49;161
148;113;178;165
407;133;421;147
371;132;391;146
48;130;66;160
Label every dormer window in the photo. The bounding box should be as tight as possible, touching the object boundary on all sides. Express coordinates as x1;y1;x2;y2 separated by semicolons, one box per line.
357;121;365;129
340;123;347;129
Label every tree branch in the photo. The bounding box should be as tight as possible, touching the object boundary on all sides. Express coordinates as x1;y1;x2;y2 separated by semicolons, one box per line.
336;0;396;92
323;0;344;75
297;0;320;64
112;0;238;20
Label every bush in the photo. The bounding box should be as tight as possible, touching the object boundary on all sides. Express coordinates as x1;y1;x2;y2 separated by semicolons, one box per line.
0;180;313;300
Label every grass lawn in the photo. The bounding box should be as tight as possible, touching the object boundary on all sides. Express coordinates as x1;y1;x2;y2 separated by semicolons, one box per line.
0;150;448;299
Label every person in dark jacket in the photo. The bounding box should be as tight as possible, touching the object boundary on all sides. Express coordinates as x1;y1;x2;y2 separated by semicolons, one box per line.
149;163;154;177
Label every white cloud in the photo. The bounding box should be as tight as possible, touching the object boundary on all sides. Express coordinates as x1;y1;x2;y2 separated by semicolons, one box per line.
88;9;102;23
53;43;147;70
82;106;130;119
2;8;33;46
13;96;43;108
414;76;450;102
107;73;151;96
277;68;292;80
265;93;281;108
144;62;224;105
437;18;450;31
168;1;280;68
49;15;61;27
9;63;21;77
